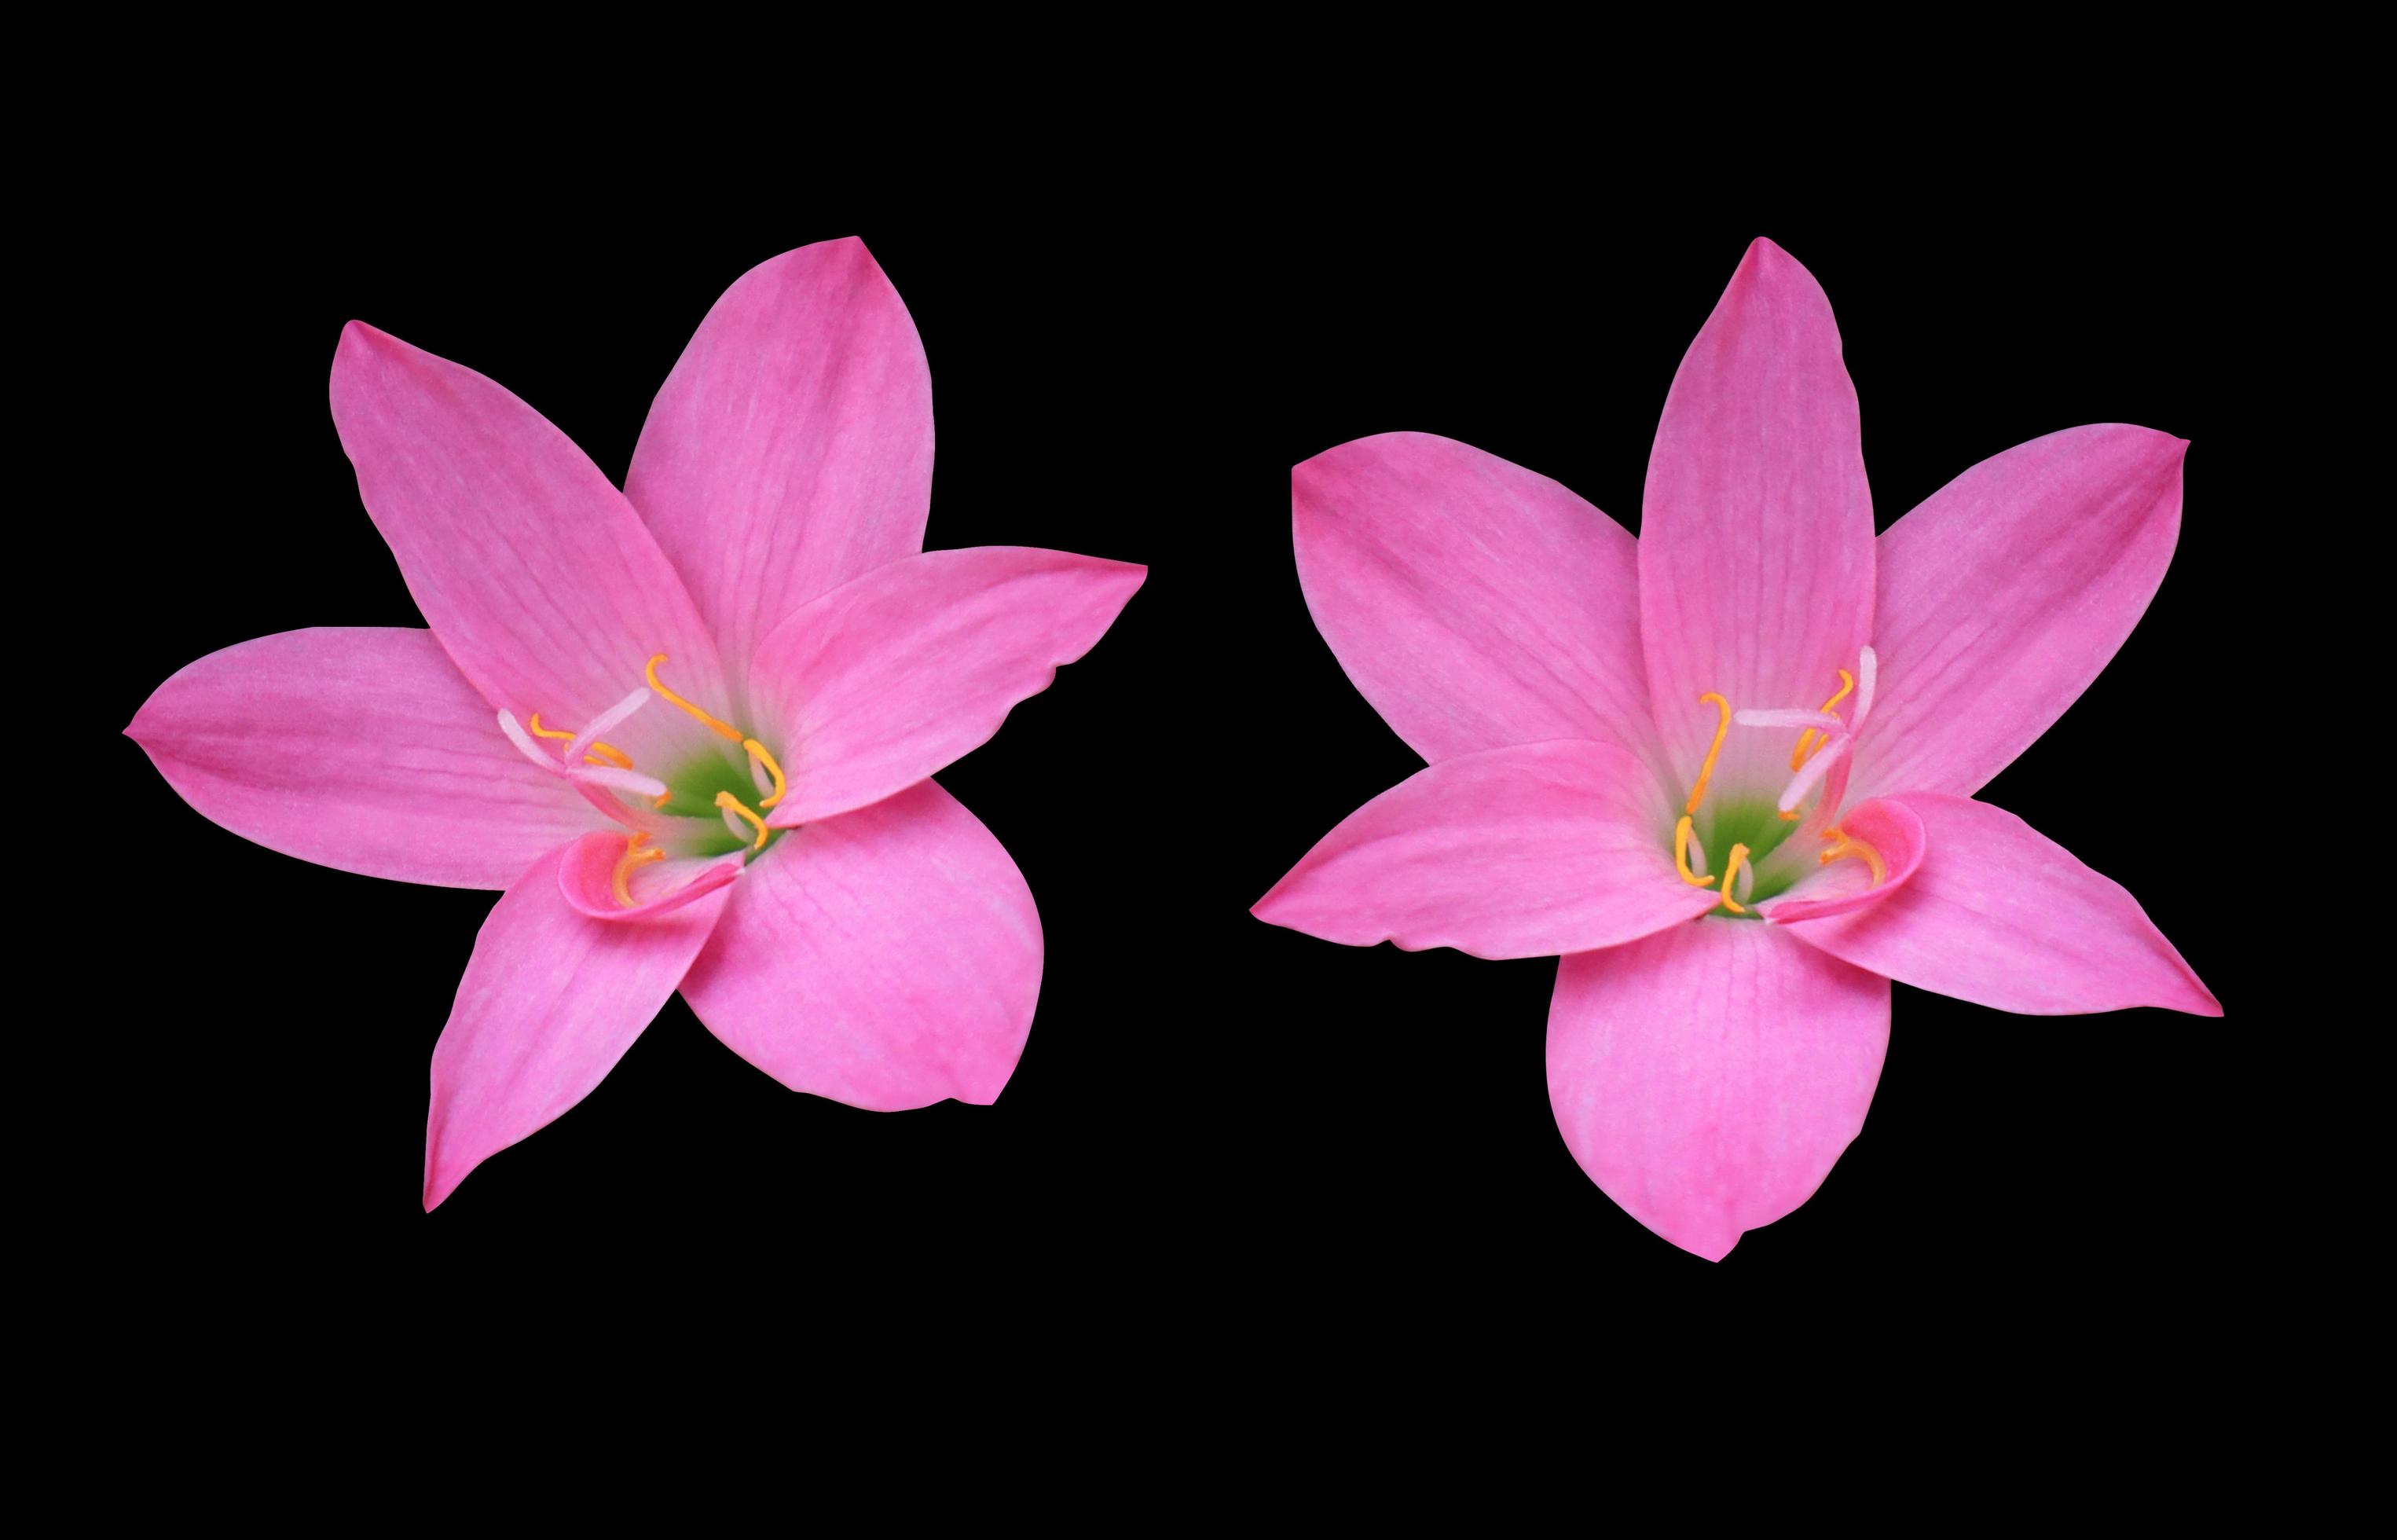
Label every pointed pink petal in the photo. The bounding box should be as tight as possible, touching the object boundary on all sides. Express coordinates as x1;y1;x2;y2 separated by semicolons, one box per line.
1777;793;2219;1015
1292;432;1663;768
127;627;603;889
1640;238;1874;800
328;322;730;768
678;781;1040;1111
748;548;1145;827
1757;796;1928;925
1252;741;1721;960
1548;920;1890;1261
625;237;933;690
424;843;734;1209
1850;426;2189;799
555;833;745;922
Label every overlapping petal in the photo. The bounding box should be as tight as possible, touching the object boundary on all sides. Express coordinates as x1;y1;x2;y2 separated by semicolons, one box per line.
1777;793;2219;1015
747;547;1145;827
555;832;745;922
328;322;730;769
626;237;935;699
423;843;735;1210
127;627;603;889
1849;426;2189;800
1757;796;1928;926
1639;238;1874;801
678;781;1040;1111
1252;740;1721;959
1292;432;1662;769
1547;920;1890;1261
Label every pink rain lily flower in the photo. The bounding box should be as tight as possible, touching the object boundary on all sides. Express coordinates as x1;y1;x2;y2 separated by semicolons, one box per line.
129;238;1144;1208
1256;237;2217;1261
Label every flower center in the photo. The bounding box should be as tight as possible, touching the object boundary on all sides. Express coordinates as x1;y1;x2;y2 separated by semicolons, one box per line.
1669;647;1884;918
497;653;793;905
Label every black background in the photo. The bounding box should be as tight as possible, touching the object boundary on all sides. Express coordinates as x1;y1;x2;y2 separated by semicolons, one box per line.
104;179;2296;1336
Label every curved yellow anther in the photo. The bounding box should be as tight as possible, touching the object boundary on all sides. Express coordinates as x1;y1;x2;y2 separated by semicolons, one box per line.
1718;842;1752;915
611;833;664;908
1673;815;1714;886
647;654;744;742
1819;828;1887;886
652;791;671;810
1686;693;1732;815
529;713;633;769
715;790;769;851
1790;669;1857;770
743;739;787;808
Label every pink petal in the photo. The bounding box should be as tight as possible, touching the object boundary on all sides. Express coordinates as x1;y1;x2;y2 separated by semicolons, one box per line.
1252;741;1722;960
1292;432;1663;768
1548;919;1890;1261
678;780;1040;1111
424;843;734;1209
1639;238;1875;801
328;322;730;769
1757;796;1928;925
1849;425;2189;800
1776;793;2220;1016
748;547;1145;827
625;237;933;691
127;627;603;889
555;832;745;922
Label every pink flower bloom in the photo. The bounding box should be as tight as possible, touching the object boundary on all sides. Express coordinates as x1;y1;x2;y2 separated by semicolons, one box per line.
1255;237;2217;1261
127;238;1144;1209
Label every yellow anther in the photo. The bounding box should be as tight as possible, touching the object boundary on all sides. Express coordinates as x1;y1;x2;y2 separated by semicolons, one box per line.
1819;828;1887;886
529;712;632;769
1718;842;1752;915
1685;693;1732;815
611;833;664;908
743;739;788;808
1673;815;1714;886
715;790;770;851
647;654;744;742
1779;808;1801;822
652;790;672;810
1790;669;1857;770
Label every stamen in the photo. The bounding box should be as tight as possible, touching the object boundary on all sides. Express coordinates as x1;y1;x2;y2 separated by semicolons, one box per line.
714;790;769;851
530;710;634;770
1686;693;1731;815
1738;709;1846;731
1718;842;1753;915
1819;828;1888;886
1777;732;1851;814
744;739;787;808
1852;646;1878;732
1790;669;1856;769
611;832;664;907
566;688;653;764
1673;815;1714;886
647;654;744;742
496;713;668;798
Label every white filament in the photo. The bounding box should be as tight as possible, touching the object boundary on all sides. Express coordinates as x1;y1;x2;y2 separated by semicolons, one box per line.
1734;708;1846;731
1778;732;1852;812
